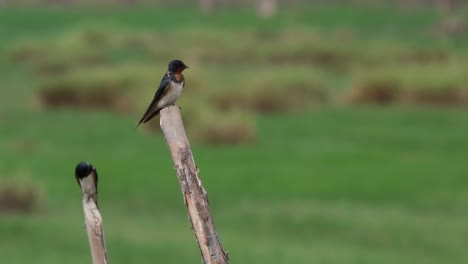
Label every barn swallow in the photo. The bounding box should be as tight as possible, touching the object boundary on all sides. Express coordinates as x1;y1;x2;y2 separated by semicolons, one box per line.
136;59;189;127
75;161;99;207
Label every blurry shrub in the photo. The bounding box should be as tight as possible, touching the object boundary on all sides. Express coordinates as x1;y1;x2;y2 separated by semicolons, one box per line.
177;29;449;68
38;64;159;112
0;181;45;214
247;79;328;113
347;63;468;105
35;53;108;75
394;47;449;65
267;29;356;68
362;40;450;66
9;43;49;63
180;28;357;68
193;111;256;145
9;26;456;74
81;28;123;48
8;27;132;75
211;67;329;113
183;102;256;145
9;36;110;75
347;78;400;104
144;99;256;145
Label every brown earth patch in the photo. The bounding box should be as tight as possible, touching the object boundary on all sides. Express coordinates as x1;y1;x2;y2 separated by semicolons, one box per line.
39;87;132;113
347;82;468;106
212;80;328;113
0;182;44;214
193;119;256;145
347;82;400;104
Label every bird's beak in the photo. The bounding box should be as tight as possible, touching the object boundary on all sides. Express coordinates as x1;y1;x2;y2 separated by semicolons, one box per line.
185;65;189;69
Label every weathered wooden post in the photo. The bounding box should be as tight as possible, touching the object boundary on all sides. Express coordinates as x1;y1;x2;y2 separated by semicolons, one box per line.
75;162;109;264
159;105;229;264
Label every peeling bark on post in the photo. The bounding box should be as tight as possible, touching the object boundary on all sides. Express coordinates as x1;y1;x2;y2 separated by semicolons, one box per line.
77;172;108;264
82;198;108;264
160;105;229;264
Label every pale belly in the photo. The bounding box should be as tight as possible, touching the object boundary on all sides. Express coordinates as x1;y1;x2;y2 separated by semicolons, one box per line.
157;81;184;108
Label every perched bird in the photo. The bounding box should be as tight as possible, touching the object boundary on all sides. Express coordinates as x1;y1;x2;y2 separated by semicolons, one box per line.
75;161;99;206
137;59;189;127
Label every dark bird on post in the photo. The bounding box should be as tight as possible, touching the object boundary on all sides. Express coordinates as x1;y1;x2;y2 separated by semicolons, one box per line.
136;59;189;127
75;161;99;207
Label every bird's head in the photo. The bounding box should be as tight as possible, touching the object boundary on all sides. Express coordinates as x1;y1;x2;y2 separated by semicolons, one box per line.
168;59;188;74
75;161;95;183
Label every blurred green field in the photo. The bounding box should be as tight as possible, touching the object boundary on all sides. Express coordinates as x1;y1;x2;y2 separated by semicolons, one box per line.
1;4;468;264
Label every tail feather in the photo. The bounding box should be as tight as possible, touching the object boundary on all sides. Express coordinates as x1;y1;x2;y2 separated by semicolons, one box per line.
136;107;161;128
143;109;161;123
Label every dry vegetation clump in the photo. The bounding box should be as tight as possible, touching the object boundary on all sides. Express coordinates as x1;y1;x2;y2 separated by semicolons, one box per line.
80;28;122;47
211;68;329;113
10;45;108;75
8;27;139;75
268;30;356;68
40;87;125;111
141;99;256;145
182;28;452;68
9;26;455;75
178;28;450;68
361;40;451;66
346;63;468;106
0;181;44;214
35;53;108;75
265;43;353;68
347;79;400;104
38;64;159;112
144;100;256;145
395;48;449;64
8;43;50;63
247;79;328;112
404;87;466;105
187;107;256;145
9;35;112;75
190;28;450;70
194;114;256;145
177;28;357;67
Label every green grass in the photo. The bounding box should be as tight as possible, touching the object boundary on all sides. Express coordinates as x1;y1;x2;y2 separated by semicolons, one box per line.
2;199;468;264
1;4;468;264
3;107;468;203
2;107;468;263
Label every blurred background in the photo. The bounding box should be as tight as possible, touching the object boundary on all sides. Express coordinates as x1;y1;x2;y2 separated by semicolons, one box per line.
1;0;468;263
